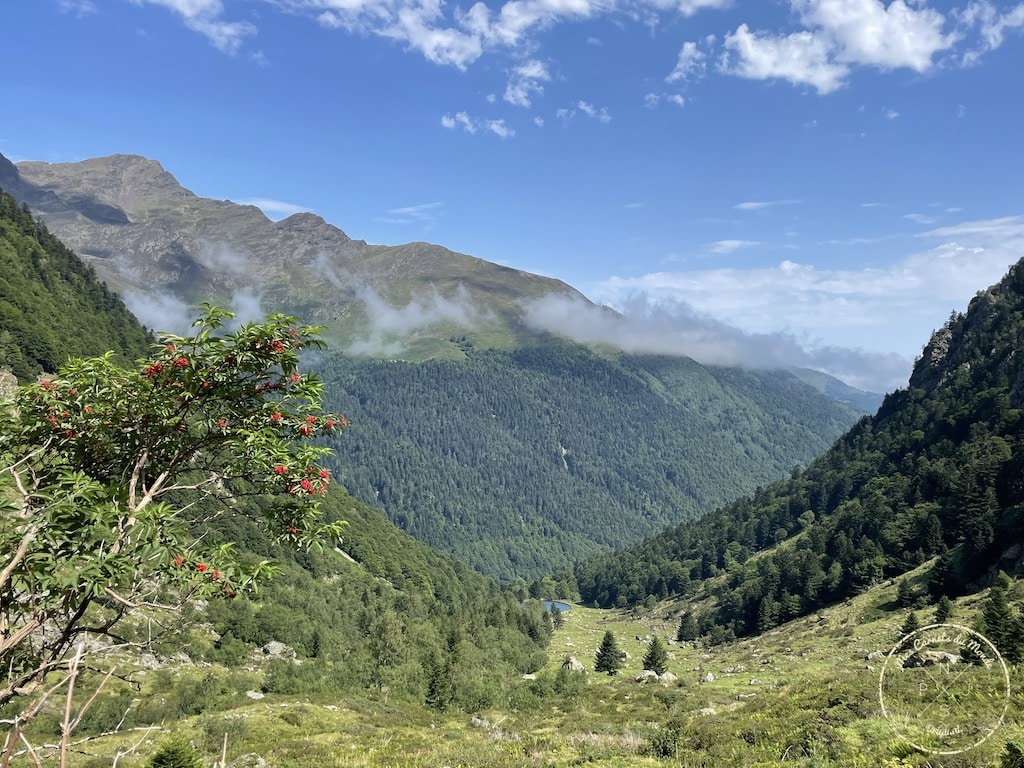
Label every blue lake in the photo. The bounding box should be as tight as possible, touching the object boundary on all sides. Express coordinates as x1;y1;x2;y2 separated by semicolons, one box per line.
543;600;572;613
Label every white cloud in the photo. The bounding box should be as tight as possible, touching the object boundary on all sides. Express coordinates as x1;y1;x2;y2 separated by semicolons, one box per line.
666;40;707;83
441;111;478;133
885;109;900;119
485;119;516;137
377;201;444;224
584;216;1024;390
904;212;936;224
349;283;491;355
719;0;959;93
720;23;849;94
124;291;195;335
576;100;612;122
147;0;1020;110
504;59;551;107
58;0;97;15
796;0;956;71
237;197;313;219
666;93;686;107
709;239;758;254
195;239;251;275
644;92;661;108
735;199;801;210
957;1;1024;65
522;291;910;392
134;0;256;54
441;111;514;136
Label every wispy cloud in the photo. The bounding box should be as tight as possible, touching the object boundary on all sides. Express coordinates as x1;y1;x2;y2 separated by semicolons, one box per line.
557;101;612;122
665;40;707;83
583;216;1024;391
504;59;551;107
58;0;96;16
349;284;491;356
377;202;444;225
134;0;256;54
709;239;759;254
238;197;313;220
442;111;515;137
903;212;936;225
522;292;910;392
735;199;801;211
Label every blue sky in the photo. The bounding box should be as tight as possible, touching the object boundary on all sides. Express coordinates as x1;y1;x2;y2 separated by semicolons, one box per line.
2;0;1023;391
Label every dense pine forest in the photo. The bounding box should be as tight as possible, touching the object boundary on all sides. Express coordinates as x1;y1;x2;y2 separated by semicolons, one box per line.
316;345;859;579
576;260;1024;640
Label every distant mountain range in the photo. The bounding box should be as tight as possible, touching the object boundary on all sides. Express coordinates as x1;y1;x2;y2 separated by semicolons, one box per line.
0;152;870;578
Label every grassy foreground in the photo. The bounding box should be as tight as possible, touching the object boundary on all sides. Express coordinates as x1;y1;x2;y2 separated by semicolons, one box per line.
44;580;1024;767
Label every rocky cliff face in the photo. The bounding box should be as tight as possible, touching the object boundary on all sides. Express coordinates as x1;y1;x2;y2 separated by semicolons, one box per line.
2;153;585;354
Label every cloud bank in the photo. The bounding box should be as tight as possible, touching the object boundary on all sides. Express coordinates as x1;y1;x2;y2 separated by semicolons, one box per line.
574;215;1024;392
522;292;909;393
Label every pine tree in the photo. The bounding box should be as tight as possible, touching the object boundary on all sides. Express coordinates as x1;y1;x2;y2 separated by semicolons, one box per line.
900;611;920;638
896;578;915;608
676;612;698;642
934;594;953;624
980;574;1022;662
424;651;455;712
642;636;669;676
594;630;624;675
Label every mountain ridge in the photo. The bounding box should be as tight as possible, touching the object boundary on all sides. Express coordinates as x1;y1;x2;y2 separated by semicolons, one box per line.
1;152;588;360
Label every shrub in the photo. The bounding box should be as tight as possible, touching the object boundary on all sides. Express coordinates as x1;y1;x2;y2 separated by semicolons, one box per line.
147;736;204;768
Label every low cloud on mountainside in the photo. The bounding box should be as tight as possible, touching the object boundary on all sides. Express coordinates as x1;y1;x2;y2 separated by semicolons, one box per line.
124;289;266;336
522;293;908;393
570;217;1024;393
348;283;491;356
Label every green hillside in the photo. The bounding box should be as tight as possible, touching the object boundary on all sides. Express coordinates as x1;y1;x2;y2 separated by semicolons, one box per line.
576;257;1024;638
0;188;151;380
317;340;859;580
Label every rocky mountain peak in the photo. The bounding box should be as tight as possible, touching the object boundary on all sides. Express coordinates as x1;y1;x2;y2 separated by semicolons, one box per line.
16;153;193;217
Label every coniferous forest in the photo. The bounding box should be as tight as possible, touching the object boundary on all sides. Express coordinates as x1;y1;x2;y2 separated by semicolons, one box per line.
316;345;859;579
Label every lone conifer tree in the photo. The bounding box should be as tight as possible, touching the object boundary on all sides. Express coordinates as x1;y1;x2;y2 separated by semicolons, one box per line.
676;612;698;642
643;636;669;675
934;594;953;624
594;630;623;675
900;611;920;638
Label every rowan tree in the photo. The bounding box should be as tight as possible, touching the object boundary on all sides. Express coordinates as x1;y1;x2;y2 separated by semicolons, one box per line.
0;307;347;749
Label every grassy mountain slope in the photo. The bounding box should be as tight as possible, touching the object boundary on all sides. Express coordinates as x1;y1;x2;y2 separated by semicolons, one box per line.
576;257;1024;635
318;341;858;579
0;188;151;380
54;578;1024;767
